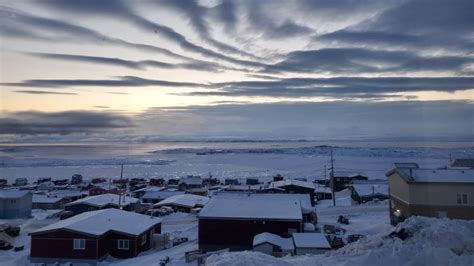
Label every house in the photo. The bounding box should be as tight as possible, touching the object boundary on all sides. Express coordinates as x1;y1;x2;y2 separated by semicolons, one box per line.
198;192;304;251
141;190;184;204
178;176;203;191
386;163;474;225
0;190;32;218
269;179;316;205
292;233;331;255
154;194;209;213
89;183;123;196
33;194;68;210
314;185;332;200
65;194;140;216
253;232;294;256
71;174;83;185
330;176;351;192
348;174;369;181
30;209;162;262
350;181;389;204
224;178;240;185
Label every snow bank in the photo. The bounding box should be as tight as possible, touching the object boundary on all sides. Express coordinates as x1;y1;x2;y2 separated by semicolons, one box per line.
206;216;474;266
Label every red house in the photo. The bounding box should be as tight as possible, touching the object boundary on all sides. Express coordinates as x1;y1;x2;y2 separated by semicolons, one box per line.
198;193;304;251
30;209;162;262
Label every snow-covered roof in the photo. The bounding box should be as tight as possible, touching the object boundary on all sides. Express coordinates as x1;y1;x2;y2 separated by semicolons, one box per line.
315;185;332;193
0;190;30;199
409;169;474;183
395;168;474;183
292;233;331;249
31;209;161;237
198;193;303;221
155;194;209;208
270;179;315;190
179;176;202;185
253;232;294;251
33;195;63;204
65;193;139;208
143;190;184;200
352;183;389;196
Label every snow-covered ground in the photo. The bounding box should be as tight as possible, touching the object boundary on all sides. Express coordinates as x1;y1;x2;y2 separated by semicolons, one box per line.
206;215;474;266
1;209;61;266
2;142;472;182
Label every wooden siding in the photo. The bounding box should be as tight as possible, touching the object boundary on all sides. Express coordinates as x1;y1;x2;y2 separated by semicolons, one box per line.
199;218;302;252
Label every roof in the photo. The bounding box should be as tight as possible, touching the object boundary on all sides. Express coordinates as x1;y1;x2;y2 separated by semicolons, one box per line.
198;193;303;221
388;163;474;184
155;194;209;208
0;190;30;199
142;190;184;200
352;183;389;196
65;193;139;208
31;209;161;237
33;195;63;204
408;169;474;183
253;232;294;251
270;179;315;190
292;233;331;249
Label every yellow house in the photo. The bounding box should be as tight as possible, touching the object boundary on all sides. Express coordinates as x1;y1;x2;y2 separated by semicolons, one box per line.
386;163;474;225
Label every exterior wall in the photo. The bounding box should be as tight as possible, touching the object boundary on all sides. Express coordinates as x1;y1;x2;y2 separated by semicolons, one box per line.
391;197;474;220
30;225;161;260
65;203;100;215
409;183;474;206
31;230;100;260
0;193;32;218
33;199;66;210
281;186;315;206
388;173;410;203
389;172;474;221
295;247;330;255
199;218;302;252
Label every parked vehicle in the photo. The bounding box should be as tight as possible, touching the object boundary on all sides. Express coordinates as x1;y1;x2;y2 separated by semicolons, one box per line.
337;215;350;225
172;237;189;246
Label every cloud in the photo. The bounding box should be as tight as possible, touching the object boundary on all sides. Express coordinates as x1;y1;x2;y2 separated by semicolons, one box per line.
37;0;267;69
0;111;133;135
136;100;474;139
14;90;78;95
27;52;228;72
189;77;474;98
266;48;474;74
0;7;220;66
244;1;314;39
2;76;207;88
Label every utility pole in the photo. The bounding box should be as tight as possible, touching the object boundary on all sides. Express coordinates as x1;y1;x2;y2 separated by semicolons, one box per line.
324;165;327;182
118;163;124;209
330;147;336;207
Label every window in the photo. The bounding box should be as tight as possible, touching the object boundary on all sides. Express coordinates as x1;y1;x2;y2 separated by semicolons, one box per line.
141;234;147;245
118;239;129;250
457;194;468;205
73;239;85;250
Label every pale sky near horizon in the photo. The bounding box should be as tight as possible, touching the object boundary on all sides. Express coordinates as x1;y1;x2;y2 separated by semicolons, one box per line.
0;0;473;141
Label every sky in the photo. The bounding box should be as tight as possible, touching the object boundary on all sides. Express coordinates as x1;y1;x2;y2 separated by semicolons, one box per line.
0;0;473;142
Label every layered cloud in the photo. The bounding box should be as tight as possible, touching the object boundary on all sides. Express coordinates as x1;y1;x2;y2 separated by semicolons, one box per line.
1;0;473;139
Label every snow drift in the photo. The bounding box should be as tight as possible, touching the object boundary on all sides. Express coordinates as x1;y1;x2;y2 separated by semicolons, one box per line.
205;216;474;266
